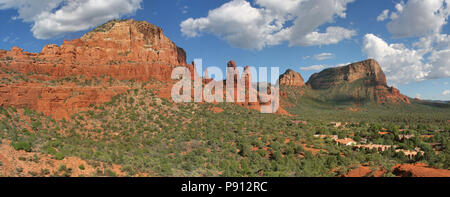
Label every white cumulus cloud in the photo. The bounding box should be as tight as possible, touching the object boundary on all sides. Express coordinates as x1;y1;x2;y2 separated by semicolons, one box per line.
313;52;335;61
362;33;450;84
376;9;389;21
300;65;326;71
443;90;450;96
0;0;142;39
362;0;450;84
180;0;356;50
385;0;450;38
300;62;349;71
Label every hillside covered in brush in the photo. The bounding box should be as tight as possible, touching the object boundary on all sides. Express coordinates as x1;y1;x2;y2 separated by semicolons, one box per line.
0;19;448;177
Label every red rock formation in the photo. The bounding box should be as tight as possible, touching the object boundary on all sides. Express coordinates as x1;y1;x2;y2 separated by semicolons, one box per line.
202;69;214;84
1;19;194;82
0;83;128;120
379;86;410;104
218;60;289;115
306;59;410;104
279;69;305;87
0;19;289;118
0;19;197;119
308;59;387;89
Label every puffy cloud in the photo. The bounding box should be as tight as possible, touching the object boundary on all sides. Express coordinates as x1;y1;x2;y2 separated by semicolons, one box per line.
300;65;325;71
370;1;450;83
362;34;429;83
255;0;302;14
428;49;450;79
385;0;450;38
180;0;356;50
289;26;356;46
313;52;334;61
443;90;450;96
180;0;274;50
362;33;450;84
0;0;142;39
376;9;389;21
0;0;63;22
299;62;349;71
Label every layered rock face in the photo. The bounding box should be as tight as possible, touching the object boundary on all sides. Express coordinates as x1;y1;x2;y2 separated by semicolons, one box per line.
279;69;305;87
306;59;410;104
0;19;288;118
0;19;195;119
1;19;193;82
0;83;128;120
307;59;386;89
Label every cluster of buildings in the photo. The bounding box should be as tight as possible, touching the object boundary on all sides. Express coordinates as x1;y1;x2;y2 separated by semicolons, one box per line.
314;134;424;159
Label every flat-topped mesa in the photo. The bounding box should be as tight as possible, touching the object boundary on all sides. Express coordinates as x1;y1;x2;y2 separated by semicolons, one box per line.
307;59;387;89
305;59;410;104
279;69;305;87
40;19;187;66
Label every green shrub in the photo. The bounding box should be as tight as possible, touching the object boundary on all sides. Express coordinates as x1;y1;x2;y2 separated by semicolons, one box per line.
58;165;67;172
55;152;65;160
79;165;85;171
12;141;32;152
46;147;57;155
104;169;117;177
40;169;50;176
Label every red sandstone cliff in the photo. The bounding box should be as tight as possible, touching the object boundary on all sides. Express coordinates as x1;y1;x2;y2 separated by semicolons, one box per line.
1;19;194;82
279;69;305;87
0;19;195;119
306;59;410;104
0;19;289;118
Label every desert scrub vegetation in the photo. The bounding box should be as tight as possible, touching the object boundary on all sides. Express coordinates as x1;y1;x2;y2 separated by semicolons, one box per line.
0;56;13;61
0;79;448;177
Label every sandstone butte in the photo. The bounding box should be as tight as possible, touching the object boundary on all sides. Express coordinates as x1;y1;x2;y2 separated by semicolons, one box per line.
0;19;288;119
306;59;410;104
0;19;194;120
279;69;305;87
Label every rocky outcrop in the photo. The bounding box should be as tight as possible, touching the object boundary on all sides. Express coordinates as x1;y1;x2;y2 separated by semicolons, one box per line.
0;83;128;120
0;19;194;82
279;69;305;87
0;19;198;119
306;59;410;104
307;59;386;89
219;60;289;115
0;20;289;117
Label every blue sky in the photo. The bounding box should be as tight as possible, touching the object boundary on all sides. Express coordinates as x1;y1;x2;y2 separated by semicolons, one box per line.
0;0;449;100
